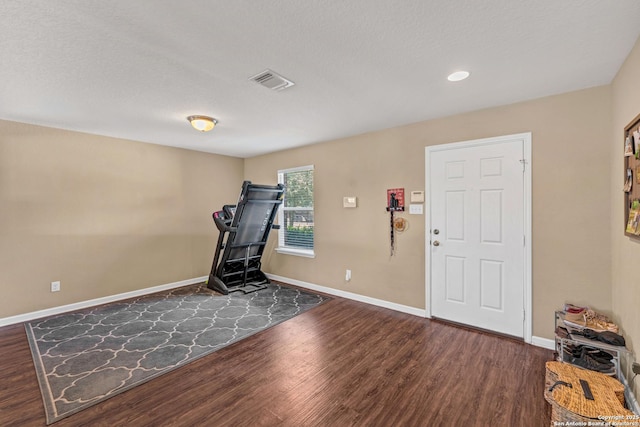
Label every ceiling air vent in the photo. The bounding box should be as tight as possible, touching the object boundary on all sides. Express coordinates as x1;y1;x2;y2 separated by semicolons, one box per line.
249;69;295;91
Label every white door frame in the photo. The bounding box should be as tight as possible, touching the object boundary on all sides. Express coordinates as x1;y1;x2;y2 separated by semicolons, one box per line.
425;132;532;344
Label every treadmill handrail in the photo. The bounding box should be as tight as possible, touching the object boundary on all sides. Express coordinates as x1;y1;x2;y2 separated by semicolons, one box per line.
212;211;238;233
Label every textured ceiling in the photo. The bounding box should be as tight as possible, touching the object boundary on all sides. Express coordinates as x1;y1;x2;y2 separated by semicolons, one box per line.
1;1;640;158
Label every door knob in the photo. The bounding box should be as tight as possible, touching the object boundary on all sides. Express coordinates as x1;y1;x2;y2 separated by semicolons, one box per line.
433;240;440;246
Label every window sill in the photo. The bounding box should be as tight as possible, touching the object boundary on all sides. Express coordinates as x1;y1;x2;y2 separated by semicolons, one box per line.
275;247;315;258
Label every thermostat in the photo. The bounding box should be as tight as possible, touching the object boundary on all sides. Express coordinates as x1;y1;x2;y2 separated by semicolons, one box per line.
410;191;424;203
343;196;357;208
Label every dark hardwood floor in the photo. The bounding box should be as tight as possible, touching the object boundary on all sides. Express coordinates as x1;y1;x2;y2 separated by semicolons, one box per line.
0;288;552;426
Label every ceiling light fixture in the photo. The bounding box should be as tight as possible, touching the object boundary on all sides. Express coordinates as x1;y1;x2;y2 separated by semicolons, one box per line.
447;71;470;82
187;115;218;132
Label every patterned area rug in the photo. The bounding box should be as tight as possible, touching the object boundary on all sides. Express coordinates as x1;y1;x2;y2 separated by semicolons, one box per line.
25;282;328;424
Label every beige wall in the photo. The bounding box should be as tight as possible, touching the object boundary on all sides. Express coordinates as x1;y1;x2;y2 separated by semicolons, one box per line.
611;37;640;381
245;85;613;340
0;120;243;317
0;68;622;344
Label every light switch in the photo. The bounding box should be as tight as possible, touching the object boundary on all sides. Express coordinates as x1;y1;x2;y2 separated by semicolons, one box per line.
409;204;423;215
343;196;357;208
410;191;425;203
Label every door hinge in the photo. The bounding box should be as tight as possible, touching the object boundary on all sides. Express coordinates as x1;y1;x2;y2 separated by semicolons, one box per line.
523;235;525;247
522;309;526;321
519;159;527;172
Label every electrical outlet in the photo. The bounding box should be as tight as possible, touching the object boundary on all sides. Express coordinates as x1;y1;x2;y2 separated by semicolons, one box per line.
51;281;61;292
345;269;351;282
633;362;640;375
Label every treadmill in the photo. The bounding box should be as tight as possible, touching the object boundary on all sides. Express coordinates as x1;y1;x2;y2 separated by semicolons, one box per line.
207;181;284;294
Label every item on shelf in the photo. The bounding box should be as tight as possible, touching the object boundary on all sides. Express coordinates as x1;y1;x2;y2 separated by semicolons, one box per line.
625;135;635;157
555;326;570;339
624;168;634;193
597;331;626;346
562;344;614;362
573;329;626;347
583;349;613;364
563;306;619;333
626;200;640;235
563;303;587;314
561;345;616;375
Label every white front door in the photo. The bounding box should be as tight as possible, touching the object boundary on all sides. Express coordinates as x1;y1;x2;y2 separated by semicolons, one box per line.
427;135;528;338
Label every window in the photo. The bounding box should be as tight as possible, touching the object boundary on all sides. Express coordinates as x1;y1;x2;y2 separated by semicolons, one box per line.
277;165;314;257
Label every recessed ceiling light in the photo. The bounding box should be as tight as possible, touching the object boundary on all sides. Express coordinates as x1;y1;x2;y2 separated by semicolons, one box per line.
447;71;470;82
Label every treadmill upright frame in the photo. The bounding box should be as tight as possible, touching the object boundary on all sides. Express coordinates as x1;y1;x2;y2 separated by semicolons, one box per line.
207;181;284;294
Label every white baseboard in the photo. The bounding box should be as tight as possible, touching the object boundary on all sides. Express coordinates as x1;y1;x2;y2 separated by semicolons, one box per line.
266;273;427;317
531;336;555;350
0;276;208;327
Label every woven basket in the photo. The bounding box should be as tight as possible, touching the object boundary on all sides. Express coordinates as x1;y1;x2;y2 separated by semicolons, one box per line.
544;361;632;425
